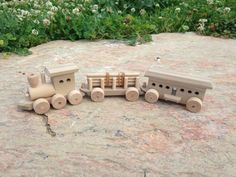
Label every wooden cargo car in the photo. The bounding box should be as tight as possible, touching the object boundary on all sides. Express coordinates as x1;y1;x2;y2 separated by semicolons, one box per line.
80;72;141;102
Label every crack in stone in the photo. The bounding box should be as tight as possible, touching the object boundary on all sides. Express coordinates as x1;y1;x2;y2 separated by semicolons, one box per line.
143;169;147;177
42;114;56;137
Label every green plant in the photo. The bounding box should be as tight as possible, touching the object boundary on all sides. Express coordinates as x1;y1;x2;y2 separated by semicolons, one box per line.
0;0;235;55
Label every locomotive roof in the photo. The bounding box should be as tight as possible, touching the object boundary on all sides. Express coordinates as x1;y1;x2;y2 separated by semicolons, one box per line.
45;64;79;77
145;70;213;89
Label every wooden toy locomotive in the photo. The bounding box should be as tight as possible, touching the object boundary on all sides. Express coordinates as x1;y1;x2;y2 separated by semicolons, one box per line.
18;64;83;114
18;64;213;114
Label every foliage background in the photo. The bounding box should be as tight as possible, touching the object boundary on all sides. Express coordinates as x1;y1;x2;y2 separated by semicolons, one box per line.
0;0;235;55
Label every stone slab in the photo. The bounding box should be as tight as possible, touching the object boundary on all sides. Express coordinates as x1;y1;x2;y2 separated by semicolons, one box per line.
0;33;236;177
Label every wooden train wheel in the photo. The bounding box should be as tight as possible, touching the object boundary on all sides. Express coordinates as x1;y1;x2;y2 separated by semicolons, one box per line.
145;89;159;103
125;87;139;101
33;98;50;114
186;97;202;113
91;88;104;102
68;90;83;105
51;94;66;109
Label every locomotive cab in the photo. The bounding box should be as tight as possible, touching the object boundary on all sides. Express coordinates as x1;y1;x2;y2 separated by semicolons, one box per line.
45;64;79;96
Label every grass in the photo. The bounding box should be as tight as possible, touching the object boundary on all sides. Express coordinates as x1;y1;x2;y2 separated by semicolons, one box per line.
0;0;235;55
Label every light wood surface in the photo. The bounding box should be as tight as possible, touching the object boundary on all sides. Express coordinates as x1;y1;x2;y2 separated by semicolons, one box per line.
33;98;50;114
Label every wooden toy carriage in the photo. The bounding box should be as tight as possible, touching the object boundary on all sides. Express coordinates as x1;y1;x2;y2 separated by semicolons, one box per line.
80;72;142;102
141;70;213;112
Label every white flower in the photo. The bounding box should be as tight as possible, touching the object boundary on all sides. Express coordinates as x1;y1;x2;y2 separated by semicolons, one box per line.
182;25;189;31
51;6;58;12
21;10;30;16
216;8;222;12
43;19;51;26
123;4;127;9
97;14;102;18
33;10;41;14
1;2;8;8
92;4;99;13
47;11;54;17
32;29;38;35
175;7;181;13
198;24;205;31
140;9;146;16
16;15;23;21
72;8;80;15
158;16;163;19
199;18;208;23
78;4;84;10
155;3;160;7
207;0;214;4
16;9;30;20
64;2;69;7
33;19;40;24
106;7;113;13
62;8;69;14
224;7;231;13
93;4;98;10
131;8;135;13
46;1;53;8
115;1;118;5
179;2;188;7
33;3;40;9
118;10;122;14
198;18;208;32
92;9;97;13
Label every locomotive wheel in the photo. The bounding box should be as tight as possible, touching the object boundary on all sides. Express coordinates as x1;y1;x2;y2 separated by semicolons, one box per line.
33;98;50;114
68;90;83;105
145;89;159;103
51;94;66;109
125;87;139;101
186;97;202;113
91;88;104;102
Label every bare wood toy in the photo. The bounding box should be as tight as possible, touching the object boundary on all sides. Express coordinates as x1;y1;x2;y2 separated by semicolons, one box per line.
80;72;141;102
141;69;213;113
18;64;213;114
18;64;83;114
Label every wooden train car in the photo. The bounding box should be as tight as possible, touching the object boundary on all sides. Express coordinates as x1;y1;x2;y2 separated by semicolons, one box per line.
80;72;141;102
18;64;83;114
141;69;213;112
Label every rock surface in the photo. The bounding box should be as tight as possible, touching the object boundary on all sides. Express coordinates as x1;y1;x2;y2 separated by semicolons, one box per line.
0;33;236;177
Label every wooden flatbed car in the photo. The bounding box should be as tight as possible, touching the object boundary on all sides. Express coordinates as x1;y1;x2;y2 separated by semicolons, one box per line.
80;72;142;102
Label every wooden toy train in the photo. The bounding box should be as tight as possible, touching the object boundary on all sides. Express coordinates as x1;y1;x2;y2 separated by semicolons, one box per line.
18;64;213;114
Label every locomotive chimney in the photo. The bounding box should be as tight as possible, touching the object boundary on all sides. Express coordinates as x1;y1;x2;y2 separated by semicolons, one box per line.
27;73;42;88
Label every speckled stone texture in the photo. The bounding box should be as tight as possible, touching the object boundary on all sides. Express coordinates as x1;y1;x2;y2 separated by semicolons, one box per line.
0;33;236;177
